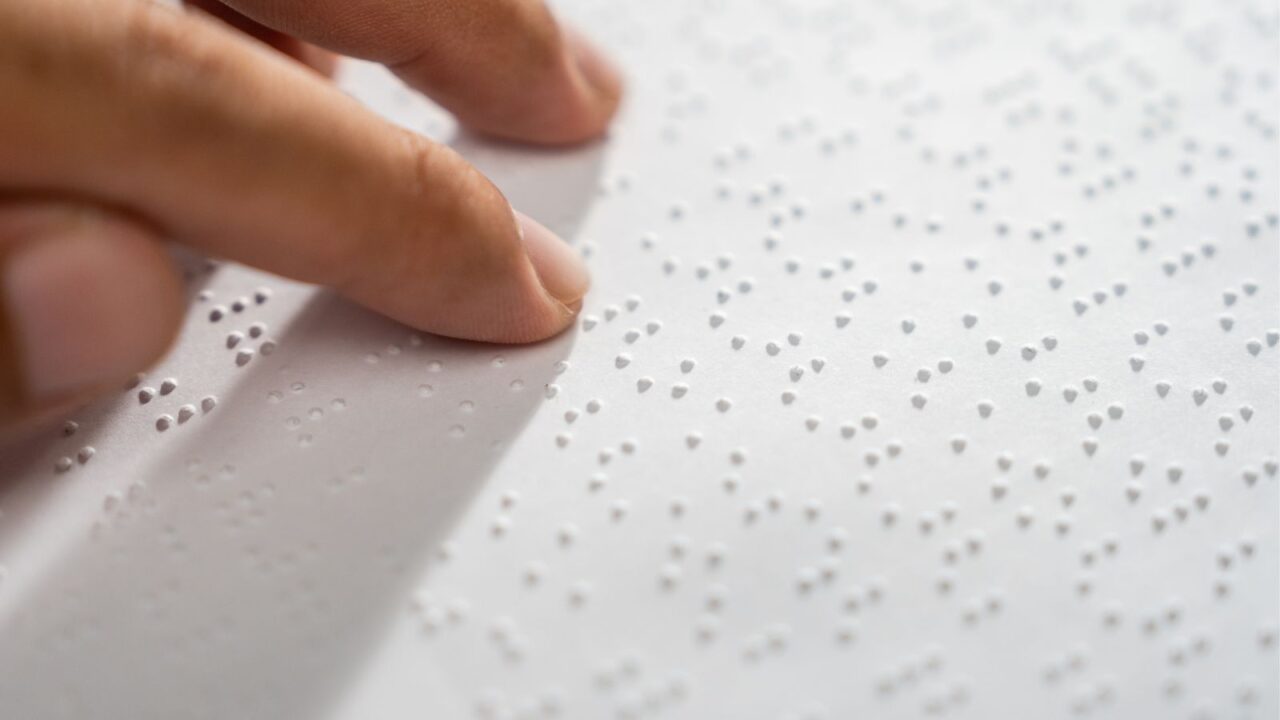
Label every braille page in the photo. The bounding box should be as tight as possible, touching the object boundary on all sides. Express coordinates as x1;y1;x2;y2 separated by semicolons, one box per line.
1;1;1278;719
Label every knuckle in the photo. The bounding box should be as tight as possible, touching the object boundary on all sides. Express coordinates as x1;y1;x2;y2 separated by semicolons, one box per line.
405;134;524;270
334;131;526;304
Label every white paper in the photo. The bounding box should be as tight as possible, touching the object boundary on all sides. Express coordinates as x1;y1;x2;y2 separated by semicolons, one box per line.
1;1;1277;718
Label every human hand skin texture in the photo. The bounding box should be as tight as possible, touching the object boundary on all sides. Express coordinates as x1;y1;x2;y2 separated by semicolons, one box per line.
0;0;622;431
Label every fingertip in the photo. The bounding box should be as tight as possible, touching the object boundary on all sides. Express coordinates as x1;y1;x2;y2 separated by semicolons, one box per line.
385;14;623;146
514;25;624;145
563;27;624;138
327;148;584;346
1;207;183;413
516;211;590;308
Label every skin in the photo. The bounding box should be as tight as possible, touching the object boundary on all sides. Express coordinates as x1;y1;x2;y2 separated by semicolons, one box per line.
0;0;622;430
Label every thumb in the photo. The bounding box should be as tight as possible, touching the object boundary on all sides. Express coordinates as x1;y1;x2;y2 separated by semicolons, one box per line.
0;202;183;426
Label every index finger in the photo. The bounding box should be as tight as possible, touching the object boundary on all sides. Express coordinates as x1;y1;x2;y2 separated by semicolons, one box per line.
0;0;588;343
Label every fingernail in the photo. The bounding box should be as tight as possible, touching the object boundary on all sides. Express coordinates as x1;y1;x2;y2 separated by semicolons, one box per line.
2;216;175;403
566;29;623;102
515;211;590;307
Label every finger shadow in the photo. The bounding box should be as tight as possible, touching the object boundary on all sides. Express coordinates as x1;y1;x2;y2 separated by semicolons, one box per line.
0;292;576;719
0;128;608;719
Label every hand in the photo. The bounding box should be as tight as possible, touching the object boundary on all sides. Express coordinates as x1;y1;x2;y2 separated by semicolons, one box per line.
0;0;622;428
